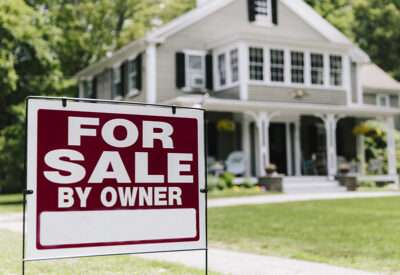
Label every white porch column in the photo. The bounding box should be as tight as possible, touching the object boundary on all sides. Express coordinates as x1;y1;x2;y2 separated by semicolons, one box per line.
316;114;343;178
242;116;251;177
294;119;302;176
385;116;397;176
356;134;366;175
255;111;280;177
146;42;157;104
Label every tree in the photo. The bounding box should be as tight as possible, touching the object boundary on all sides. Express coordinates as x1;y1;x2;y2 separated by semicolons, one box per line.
0;0;71;192
352;0;400;81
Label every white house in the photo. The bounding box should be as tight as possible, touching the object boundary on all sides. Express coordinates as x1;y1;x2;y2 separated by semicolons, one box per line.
76;0;400;182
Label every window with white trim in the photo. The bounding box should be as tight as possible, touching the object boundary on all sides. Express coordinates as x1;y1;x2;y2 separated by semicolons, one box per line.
187;54;205;89
112;66;122;98
249;47;264;81
291;51;304;84
270;49;284;82
218;53;226;86
230;49;239;83
311;53;324;85
329;55;342;86
255;0;271;21
376;94;390;107
128;59;137;92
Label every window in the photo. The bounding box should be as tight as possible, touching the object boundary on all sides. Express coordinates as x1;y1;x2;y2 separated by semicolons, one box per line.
291;51;304;83
112;66;122;98
248;0;277;25
249;47;264;81
128;59;137;92
311;53;324;85
376;94;389;107
218;53;226;86
188;54;205;89
230;49;239;83
270;49;284;82
330;55;342;86
84;80;94;98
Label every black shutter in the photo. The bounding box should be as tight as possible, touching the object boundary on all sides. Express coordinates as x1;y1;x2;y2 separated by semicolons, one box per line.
176;52;185;88
272;0;278;25
120;62;126;96
91;76;97;99
206;54;213;91
248;0;255;22
136;54;142;90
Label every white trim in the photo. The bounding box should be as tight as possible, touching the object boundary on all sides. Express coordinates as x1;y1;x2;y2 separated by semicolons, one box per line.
294;120;301;176
285;122;293;176
182;50;207;92
238;42;249;100
376;94;390;108
342;54;351;105
146;43;157;104
356;63;363;105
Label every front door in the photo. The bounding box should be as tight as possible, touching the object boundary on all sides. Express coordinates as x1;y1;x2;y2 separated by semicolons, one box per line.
269;123;287;175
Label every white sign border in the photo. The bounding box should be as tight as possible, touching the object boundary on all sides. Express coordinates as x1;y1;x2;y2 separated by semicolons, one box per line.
25;98;206;261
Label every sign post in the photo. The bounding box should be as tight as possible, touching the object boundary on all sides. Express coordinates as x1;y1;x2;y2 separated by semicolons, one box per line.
23;97;207;272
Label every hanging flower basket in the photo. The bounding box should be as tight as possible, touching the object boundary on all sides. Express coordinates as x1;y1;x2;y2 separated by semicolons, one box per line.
217;119;236;132
352;124;370;135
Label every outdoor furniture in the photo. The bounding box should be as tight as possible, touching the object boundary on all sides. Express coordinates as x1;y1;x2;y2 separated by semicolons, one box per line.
302;158;317;175
369;158;384;174
225;151;246;176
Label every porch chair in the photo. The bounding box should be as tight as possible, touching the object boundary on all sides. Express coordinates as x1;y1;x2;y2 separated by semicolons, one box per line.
302;157;317;175
225;151;247;176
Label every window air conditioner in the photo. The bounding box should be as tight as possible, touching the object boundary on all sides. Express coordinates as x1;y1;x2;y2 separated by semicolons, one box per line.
190;74;204;89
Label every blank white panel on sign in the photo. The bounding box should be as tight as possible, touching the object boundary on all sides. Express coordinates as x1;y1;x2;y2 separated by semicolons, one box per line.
40;209;197;246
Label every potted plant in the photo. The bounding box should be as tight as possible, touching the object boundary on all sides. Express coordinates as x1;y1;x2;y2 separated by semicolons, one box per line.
265;164;277;175
339;163;350;174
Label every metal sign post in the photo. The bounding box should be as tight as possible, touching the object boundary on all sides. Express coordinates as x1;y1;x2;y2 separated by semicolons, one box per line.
22;96;208;274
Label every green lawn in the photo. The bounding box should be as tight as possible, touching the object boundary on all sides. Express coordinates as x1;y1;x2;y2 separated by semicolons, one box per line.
208;189;279;199
0;193;23;213
209;197;400;273
0;229;219;275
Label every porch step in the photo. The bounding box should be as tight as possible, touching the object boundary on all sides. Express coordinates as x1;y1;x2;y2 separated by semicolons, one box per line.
283;180;346;194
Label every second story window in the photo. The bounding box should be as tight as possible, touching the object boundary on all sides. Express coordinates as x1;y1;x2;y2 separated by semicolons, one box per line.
230;49;239;83
248;0;277;25
330;55;342;86
291;51;304;84
188;54;205;89
218;53;226;86
270;49;284;82
249;47;264;81
128;59;137;91
112;66;122;98
311;53;324;85
84;79;96;99
376;94;390;107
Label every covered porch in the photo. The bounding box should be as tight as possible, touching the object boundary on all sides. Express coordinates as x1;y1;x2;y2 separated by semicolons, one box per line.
173;96;400;184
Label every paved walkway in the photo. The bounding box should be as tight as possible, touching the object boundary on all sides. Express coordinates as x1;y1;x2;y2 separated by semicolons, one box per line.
2;192;396;274
138;248;377;275
208;191;400;208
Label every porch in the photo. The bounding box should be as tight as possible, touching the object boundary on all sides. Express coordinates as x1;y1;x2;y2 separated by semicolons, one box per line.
174;96;399;184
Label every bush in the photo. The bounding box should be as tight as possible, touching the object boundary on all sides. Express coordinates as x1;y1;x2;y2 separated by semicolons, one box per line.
242;178;253;189
357;179;375;188
207;174;219;192
216;178;227;190
222;172;235;188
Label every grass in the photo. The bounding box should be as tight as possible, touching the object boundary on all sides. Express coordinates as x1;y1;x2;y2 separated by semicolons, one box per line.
208;188;279;199
0;229;219;275
0;193;23;213
208;197;400;274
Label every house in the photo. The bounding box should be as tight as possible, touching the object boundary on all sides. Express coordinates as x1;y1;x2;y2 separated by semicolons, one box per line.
75;0;400;183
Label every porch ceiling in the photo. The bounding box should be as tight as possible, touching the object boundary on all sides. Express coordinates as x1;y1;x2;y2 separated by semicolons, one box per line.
171;95;400;117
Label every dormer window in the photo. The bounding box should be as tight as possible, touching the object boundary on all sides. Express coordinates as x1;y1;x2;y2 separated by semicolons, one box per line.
176;50;212;92
248;0;277;26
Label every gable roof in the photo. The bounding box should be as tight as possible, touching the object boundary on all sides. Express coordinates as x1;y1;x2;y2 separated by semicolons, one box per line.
76;0;369;77
361;64;400;92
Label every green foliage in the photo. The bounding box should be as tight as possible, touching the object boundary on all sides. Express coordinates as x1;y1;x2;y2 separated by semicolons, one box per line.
241;179;253;189
216;178;227;191
221;172;235;188
207;174;219;192
357;179;376;188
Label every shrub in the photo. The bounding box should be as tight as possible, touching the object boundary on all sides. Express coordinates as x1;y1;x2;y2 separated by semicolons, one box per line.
207;174;219;192
222;172;235;188
357;179;375;188
242;178;252;189
216;178;227;190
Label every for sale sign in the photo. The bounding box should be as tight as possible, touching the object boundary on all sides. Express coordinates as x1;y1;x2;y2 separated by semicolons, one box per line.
25;99;206;260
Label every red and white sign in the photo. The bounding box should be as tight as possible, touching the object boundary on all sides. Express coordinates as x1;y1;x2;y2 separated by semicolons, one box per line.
25;99;206;260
